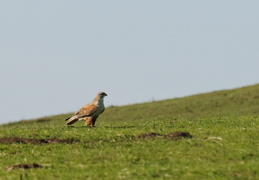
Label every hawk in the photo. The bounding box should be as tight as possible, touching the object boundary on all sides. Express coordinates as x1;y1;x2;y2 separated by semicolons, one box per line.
65;92;107;127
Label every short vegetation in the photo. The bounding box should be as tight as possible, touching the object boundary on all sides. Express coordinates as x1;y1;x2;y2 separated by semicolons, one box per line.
0;84;259;179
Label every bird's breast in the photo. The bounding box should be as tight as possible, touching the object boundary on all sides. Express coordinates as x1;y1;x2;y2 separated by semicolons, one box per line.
94;101;105;115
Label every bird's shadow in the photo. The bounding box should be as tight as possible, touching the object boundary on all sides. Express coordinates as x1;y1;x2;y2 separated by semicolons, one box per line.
66;126;95;128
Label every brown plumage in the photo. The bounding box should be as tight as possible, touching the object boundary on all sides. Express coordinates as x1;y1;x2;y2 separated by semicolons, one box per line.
65;92;107;127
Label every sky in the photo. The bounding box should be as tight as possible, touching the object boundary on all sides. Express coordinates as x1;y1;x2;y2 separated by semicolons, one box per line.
1;1;259;124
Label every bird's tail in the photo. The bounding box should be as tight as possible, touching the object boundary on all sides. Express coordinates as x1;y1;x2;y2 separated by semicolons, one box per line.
66;116;78;125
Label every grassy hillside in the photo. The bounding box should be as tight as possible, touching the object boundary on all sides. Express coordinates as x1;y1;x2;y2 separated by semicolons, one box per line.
0;84;259;179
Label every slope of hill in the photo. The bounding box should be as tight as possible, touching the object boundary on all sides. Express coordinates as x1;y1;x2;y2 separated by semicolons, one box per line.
4;84;259;126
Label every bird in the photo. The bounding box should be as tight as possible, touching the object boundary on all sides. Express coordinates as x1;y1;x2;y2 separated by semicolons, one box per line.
65;92;107;127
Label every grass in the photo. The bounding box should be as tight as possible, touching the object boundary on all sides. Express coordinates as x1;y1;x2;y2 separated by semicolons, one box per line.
0;84;259;179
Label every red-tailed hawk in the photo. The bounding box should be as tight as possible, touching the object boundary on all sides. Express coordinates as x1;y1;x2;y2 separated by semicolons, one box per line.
65;92;107;127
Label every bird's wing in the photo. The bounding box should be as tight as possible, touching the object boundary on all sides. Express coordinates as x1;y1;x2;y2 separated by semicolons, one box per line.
75;104;98;118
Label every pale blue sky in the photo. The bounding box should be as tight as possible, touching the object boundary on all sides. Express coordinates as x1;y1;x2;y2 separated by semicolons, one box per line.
1;1;259;124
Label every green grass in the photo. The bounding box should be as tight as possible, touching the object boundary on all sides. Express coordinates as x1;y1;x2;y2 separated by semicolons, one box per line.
0;84;259;179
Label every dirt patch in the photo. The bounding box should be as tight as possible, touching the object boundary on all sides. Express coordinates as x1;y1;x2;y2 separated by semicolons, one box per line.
0;137;78;144
136;132;192;140
164;132;192;140
5;163;43;170
136;132;162;139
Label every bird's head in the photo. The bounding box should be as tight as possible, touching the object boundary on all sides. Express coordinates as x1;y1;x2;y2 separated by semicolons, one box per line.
98;92;108;98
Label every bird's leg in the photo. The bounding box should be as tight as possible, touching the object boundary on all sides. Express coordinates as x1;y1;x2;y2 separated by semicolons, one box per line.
85;117;94;127
92;116;98;126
